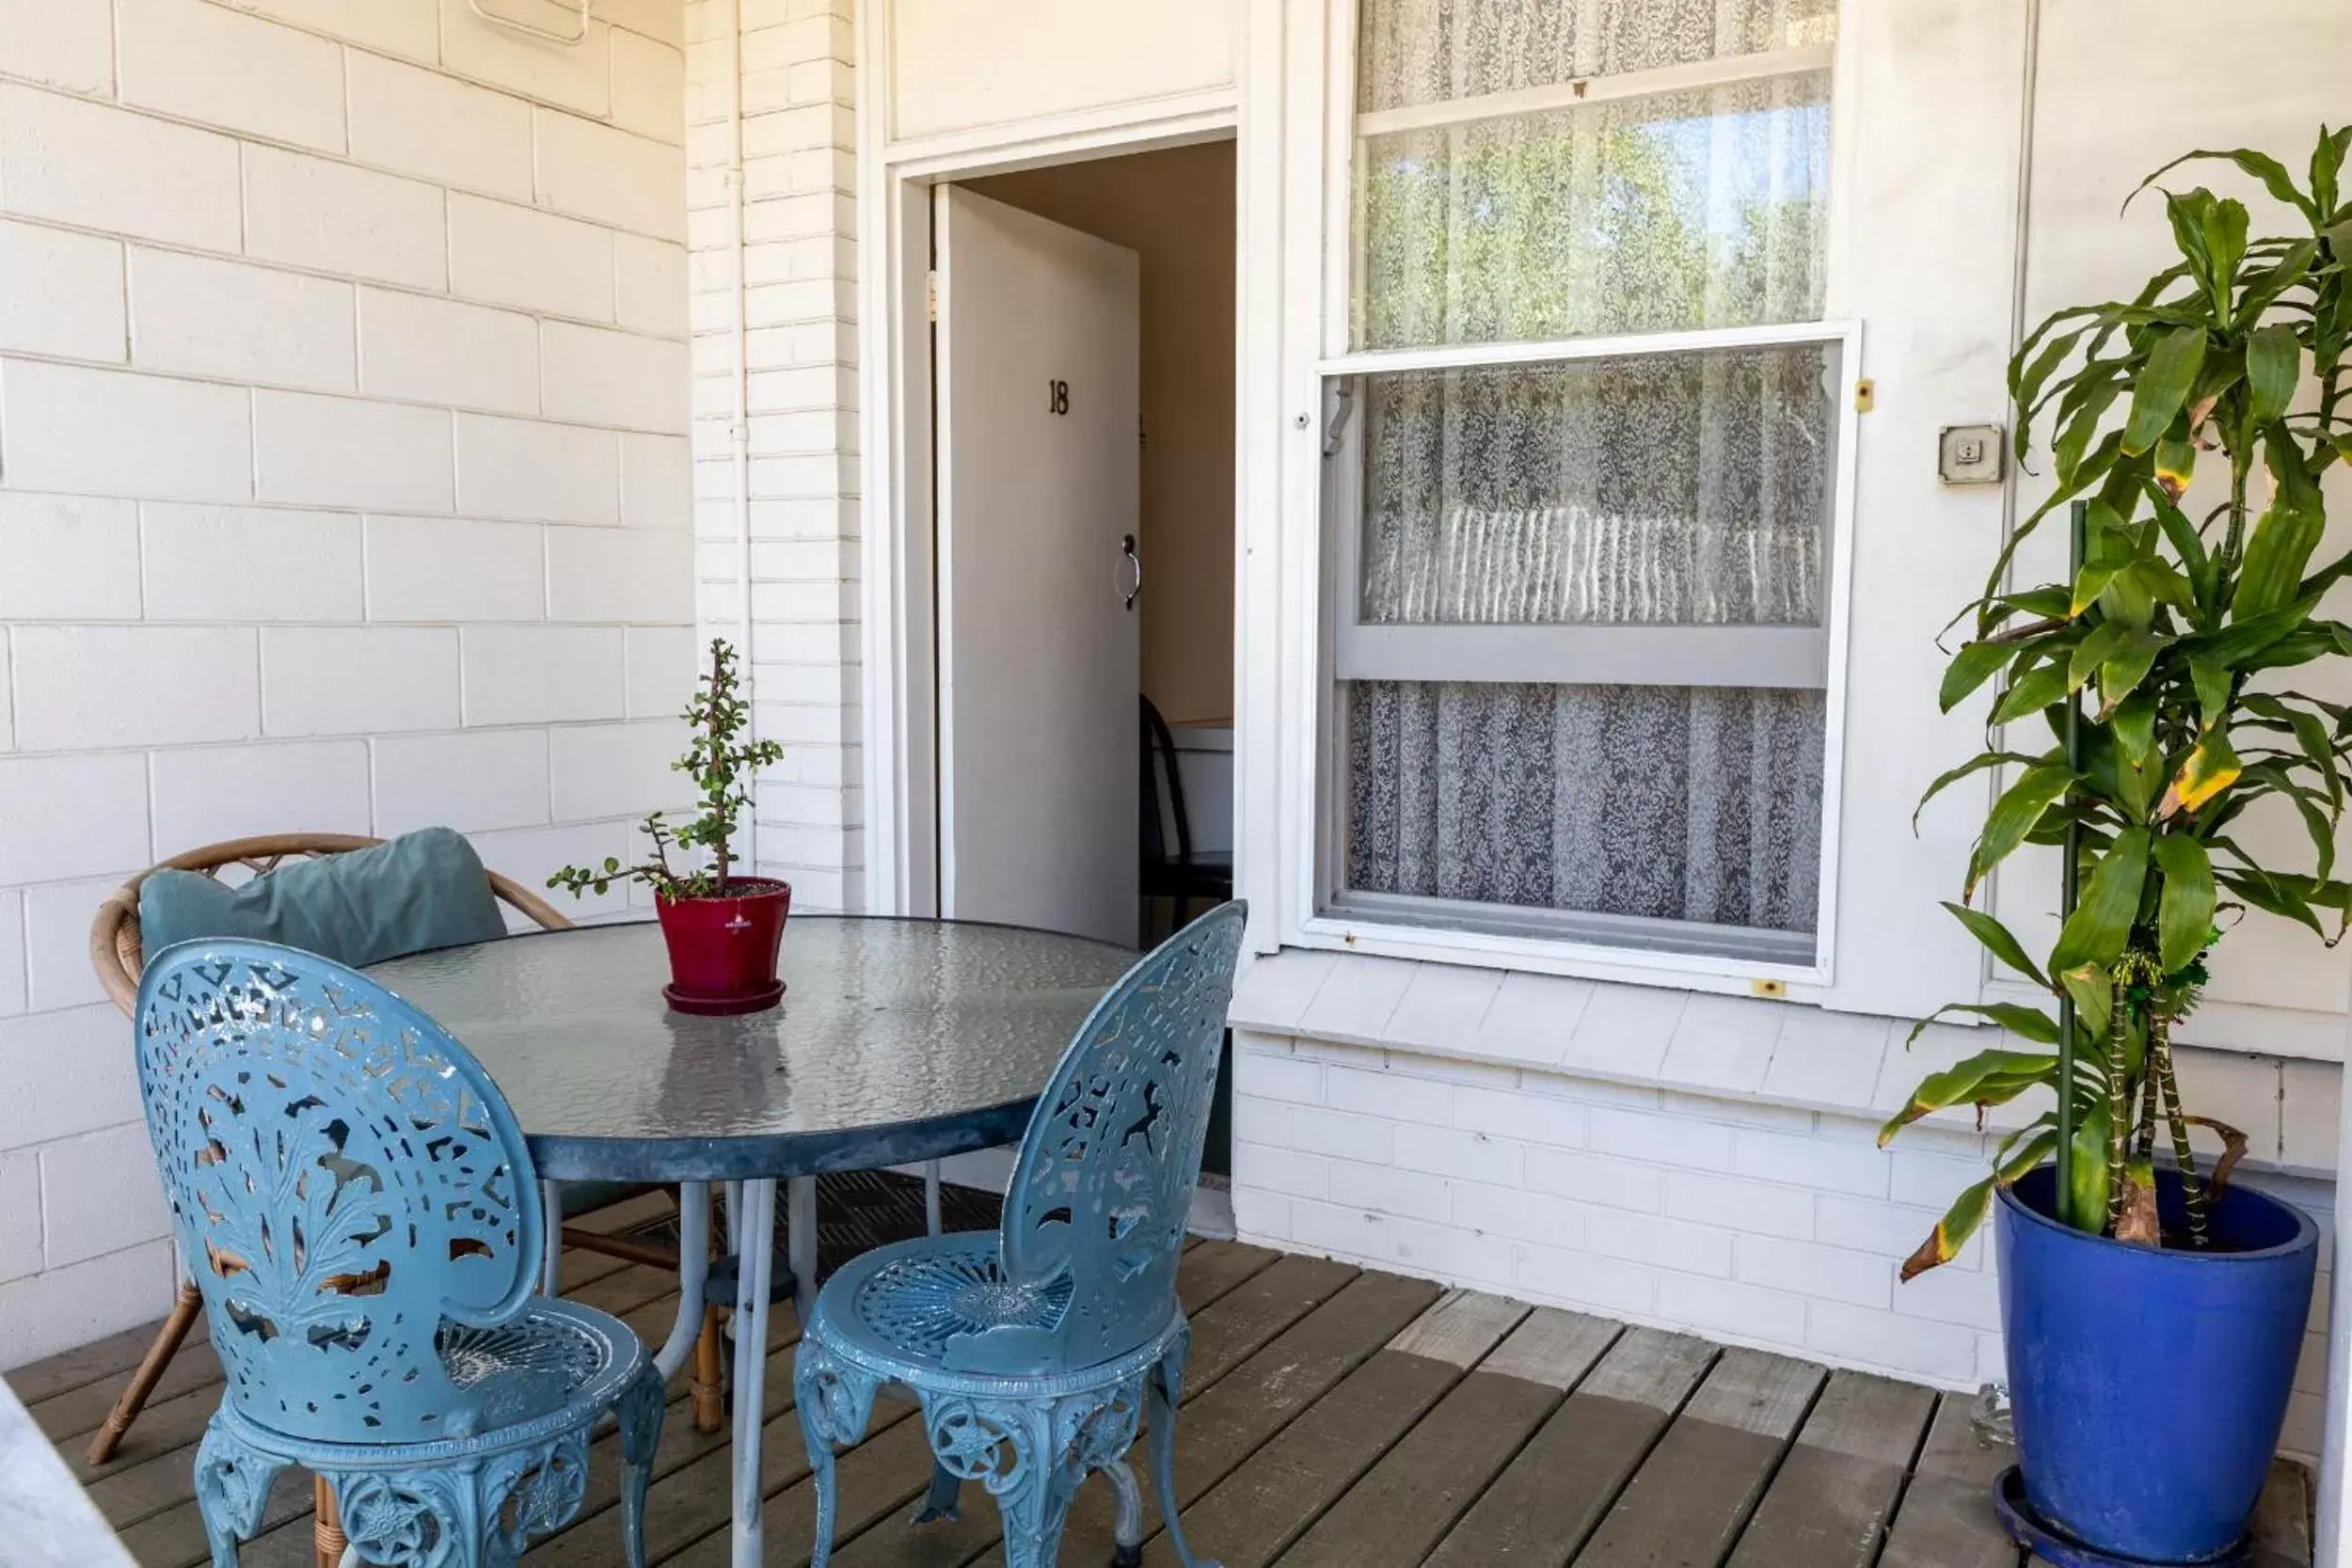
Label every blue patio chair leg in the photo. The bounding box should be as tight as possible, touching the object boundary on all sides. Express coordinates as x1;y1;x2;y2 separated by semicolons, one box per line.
915;1460;961;1524
193;1417;285;1568
995;1465;1077;1568
618;1363;667;1568
540;1179;563;1295
1149;1328;1218;1568
1104;1458;1144;1568
793;1343;880;1568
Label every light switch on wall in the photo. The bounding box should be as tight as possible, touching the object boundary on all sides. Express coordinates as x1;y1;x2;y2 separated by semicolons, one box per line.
1939;424;2005;485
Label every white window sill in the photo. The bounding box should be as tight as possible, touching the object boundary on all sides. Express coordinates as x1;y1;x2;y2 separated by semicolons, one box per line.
1228;948;2342;1179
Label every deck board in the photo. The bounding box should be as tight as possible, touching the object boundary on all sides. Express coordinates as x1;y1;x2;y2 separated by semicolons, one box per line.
1571;1348;1827;1568
1879;1393;2023;1568
1422;1325;1715;1568
6;1236;2317;1568
1724;1370;1938;1568
1157;1292;1535;1568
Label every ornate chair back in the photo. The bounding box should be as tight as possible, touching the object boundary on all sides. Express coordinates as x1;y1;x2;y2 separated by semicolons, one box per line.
977;902;1246;1373
135;941;545;1445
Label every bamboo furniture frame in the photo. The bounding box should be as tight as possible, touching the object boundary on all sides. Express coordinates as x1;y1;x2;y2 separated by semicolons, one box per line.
83;832;724;1566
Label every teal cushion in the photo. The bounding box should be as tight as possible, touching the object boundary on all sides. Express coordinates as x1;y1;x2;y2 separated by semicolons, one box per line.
139;827;509;970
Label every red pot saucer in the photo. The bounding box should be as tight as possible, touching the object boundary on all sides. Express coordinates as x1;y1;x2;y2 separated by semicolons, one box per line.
662;979;786;1017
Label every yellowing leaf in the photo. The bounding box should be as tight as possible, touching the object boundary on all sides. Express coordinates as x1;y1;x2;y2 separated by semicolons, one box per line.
2161;733;2243;816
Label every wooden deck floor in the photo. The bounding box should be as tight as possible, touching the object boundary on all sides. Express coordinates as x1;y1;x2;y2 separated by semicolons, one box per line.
11;1198;2313;1568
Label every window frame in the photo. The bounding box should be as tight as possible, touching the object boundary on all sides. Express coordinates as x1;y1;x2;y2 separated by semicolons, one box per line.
1291;1;1867;989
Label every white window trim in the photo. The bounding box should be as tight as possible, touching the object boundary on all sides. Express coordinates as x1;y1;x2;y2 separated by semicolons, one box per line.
1275;2;1866;992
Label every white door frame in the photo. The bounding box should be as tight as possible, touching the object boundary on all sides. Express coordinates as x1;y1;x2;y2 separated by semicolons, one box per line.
853;5;1263;925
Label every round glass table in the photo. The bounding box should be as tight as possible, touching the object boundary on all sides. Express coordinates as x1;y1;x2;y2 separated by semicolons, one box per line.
370;915;1135;1568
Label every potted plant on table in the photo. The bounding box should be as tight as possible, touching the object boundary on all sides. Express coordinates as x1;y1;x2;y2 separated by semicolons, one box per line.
550;639;791;1015
1885;128;2350;1567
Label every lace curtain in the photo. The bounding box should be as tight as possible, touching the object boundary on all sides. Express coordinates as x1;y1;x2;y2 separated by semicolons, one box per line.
1358;342;1834;628
1345;680;1825;933
1339;342;1835;938
1358;71;1832;350
1335;0;1838;944
1357;0;1839;112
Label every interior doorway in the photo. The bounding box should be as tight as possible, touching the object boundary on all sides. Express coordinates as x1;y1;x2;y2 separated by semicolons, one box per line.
926;138;1241;1188
937;140;1239;953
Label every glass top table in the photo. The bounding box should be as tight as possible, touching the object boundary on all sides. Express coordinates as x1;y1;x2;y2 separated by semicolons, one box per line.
369;915;1137;1183
371;914;1138;1568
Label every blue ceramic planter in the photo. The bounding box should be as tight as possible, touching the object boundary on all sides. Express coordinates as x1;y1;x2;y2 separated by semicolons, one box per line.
1995;1166;2316;1565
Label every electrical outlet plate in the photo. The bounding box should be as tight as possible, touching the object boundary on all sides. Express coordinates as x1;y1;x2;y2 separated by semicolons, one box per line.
1940;423;2005;485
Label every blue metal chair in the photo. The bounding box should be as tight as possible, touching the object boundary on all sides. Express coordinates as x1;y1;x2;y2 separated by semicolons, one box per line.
794;902;1248;1568
133;941;665;1568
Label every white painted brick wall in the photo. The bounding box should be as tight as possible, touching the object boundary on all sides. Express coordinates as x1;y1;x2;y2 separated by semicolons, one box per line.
1232;1026;2339;1462
684;0;861;907
0;0;694;1370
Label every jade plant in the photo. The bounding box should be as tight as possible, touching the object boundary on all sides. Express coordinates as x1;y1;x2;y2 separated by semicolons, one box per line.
1884;128;2352;1274
548;639;784;901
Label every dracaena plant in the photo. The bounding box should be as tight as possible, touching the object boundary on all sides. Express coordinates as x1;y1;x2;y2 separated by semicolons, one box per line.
1883;128;2352;1277
548;639;784;901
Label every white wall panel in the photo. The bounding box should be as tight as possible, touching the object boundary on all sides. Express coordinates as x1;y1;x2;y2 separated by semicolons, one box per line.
886;0;1235;144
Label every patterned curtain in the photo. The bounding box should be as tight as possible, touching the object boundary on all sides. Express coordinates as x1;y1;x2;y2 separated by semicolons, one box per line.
1341;348;1833;937
1345;680;1824;933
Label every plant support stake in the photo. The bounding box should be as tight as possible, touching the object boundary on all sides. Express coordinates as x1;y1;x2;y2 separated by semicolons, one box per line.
2054;499;2087;1208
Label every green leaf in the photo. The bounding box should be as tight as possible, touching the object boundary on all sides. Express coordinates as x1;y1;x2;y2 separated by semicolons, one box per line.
2202;196;2252;308
1943;901;2048;989
2097;632;2168;713
1899;1173;1994;1280
2247;324;2303;424
2235;438;2328;621
1992;660;2071;727
1915;751;2047;828
2217;868;2329;938
2133;148;2317;223
2191;594;2322;671
2066;621;2126;689
1939;641;2018;713
1878;1049;2057;1145
1970;1004;2063;1045
2122;326;2208;456
2183;662;2220;737
2314;125;2351;216
2052;828;2151;972
2110;694;2156;765
2064;1101;2111;1234
2058;961;2113;1048
2152;835;2218;972
2053;375;2127;485
2012;325;2089;423
2236;238;2322;325
1967;764;2074;898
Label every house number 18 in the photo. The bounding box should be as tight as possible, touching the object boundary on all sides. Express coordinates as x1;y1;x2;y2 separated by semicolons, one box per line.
1047;380;1070;415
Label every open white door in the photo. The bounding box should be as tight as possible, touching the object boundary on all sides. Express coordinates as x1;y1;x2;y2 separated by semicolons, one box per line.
935;185;1141;946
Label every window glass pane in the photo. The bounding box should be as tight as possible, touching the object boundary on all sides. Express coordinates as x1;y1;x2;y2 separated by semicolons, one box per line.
1358;341;1835;628
1358;0;1837;113
1343;679;1824;935
1355;71;1832;348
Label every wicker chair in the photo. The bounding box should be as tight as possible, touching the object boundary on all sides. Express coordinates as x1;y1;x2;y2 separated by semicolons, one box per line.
85;833;719;1568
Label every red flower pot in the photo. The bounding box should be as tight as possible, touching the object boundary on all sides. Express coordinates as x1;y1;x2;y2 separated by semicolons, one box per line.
656;879;791;1015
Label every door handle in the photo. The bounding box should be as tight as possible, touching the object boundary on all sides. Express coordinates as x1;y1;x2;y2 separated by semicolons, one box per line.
1118;534;1142;610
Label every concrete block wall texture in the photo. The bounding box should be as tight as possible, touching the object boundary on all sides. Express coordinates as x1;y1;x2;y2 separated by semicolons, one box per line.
683;0;863;912
0;0;695;1369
